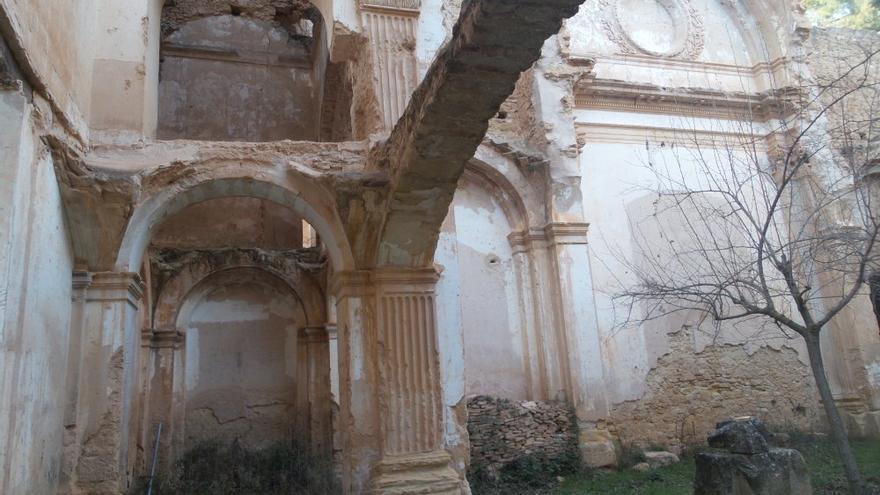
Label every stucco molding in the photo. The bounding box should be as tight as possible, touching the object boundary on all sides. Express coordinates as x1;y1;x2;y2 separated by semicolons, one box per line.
597;0;704;60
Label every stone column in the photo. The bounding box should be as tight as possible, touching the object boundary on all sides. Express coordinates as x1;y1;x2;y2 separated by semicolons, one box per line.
359;0;420;130
300;326;333;453
141;328;184;473
517;223;616;468
820;289;880;438
334;269;463;494
543;223;616;468
59;272;93;493
74;272;144;494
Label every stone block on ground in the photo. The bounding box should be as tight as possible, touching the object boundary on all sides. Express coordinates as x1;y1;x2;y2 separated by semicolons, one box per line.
694;448;812;495
579;428;617;468
696;416;811;495
708;417;770;454
644;450;680;468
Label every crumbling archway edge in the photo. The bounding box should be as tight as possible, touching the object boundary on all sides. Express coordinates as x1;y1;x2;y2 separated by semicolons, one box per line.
114;164;356;274
369;0;586;268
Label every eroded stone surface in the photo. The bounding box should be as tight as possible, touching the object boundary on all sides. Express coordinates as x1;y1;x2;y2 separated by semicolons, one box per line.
370;0;585;267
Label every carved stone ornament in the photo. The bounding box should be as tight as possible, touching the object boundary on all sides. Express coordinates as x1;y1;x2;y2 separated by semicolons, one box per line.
599;0;705;60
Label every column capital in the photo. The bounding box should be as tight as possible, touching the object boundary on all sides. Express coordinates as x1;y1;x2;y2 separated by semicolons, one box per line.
143;328;184;349
72;271;93;291
300;326;330;343
86;271;144;307
544;222;590;244
332;267;440;297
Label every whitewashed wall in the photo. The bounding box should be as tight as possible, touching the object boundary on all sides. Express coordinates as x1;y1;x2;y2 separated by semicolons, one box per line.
0;91;75;495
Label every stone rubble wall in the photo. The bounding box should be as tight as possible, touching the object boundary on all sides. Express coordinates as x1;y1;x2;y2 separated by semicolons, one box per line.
467;396;578;474
607;329;821;455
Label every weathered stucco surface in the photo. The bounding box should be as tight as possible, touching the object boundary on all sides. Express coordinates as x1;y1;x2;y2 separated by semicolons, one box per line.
2;0;880;494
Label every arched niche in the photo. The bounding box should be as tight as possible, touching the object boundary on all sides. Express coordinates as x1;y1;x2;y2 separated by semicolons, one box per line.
156;0;329;141
435;153;550;401
144;262;331;466
177;267;306;450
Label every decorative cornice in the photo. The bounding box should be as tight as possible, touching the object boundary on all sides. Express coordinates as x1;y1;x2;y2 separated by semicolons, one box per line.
145;328;185;349
509;223;591;250
545;222;590;243
373;267;440;290
574;78;799;121
160;43;312;69
575;122;770;149
72;271;93;292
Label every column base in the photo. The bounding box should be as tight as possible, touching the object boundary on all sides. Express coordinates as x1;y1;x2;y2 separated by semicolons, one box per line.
371;451;463;494
579;427;618;469
842;409;880;438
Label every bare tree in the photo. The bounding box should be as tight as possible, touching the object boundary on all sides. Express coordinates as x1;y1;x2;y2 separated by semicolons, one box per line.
612;40;880;494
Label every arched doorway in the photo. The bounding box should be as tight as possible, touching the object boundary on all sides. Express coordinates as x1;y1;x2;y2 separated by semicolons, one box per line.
114;172;345;484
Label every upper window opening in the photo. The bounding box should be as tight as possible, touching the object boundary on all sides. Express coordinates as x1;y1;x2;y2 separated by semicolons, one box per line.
158;0;327;142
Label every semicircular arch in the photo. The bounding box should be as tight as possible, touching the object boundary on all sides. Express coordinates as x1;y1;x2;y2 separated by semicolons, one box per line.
172;266;320;333
116;163;355;273
153;254;326;331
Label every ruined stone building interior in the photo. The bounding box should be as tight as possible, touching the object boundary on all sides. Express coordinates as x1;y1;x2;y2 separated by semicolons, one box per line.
1;0;879;493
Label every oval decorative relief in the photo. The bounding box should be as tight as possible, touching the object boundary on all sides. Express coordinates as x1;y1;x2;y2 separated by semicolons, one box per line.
599;0;704;60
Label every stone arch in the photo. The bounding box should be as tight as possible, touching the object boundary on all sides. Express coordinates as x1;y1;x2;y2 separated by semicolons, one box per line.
463;161;530;233
175;266;309;333
153;254;326;332
115;166;355;274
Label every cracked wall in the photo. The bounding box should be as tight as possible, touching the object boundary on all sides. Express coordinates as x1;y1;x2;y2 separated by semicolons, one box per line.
182;278;303;450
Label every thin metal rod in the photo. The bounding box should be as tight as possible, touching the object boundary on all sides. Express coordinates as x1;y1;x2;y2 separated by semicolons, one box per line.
146;422;163;495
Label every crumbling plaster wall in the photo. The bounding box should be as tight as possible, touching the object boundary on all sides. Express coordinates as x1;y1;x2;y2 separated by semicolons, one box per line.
565;0;823;452
0;88;75;495
580;136;819;416
90;0;161;144
436;177;530;400
143;248;330;471
157;14;321;141
608;328;820;454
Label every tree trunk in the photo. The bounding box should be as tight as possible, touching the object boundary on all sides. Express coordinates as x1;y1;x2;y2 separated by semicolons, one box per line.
804;331;867;495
